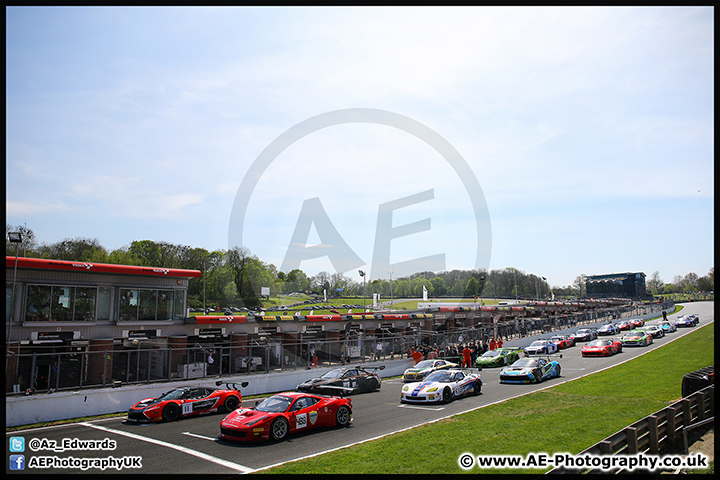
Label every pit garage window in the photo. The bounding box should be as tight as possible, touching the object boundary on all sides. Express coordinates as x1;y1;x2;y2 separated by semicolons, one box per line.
119;288;184;322
24;284;110;323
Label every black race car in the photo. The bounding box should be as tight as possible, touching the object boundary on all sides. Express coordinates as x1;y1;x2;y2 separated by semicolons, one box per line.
296;366;384;395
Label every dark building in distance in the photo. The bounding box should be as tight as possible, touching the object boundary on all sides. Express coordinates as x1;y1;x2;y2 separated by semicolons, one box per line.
586;272;650;299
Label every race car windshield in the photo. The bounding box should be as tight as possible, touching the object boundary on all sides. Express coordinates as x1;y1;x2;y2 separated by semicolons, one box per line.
550;337;563;342
529;341;546;347
159;388;188;400
255;395;292;412
511;358;538;368
320;369;345;379
425;371;453;383
587;340;606;347
414;360;435;369
576;330;590;335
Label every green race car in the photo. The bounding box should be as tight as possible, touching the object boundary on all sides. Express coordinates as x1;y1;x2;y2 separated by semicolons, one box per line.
621;329;653;347
475;347;522;368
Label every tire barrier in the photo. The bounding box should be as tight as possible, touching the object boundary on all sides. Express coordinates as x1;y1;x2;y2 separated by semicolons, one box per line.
681;365;714;398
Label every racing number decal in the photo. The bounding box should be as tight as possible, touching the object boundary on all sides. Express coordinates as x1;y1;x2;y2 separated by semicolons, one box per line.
296;413;308;429
181;398;216;416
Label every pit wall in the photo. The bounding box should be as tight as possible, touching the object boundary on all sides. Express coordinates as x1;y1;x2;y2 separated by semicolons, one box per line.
6;358;412;428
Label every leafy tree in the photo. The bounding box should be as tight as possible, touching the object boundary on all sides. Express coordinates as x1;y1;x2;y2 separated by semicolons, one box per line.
464;276;480;297
647;271;664;295
697;271;713;292
38;237;108;262
573;274;587;298
225;246;261;308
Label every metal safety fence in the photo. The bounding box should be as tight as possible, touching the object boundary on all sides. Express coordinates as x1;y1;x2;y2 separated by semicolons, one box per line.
5;301;672;395
6;329;482;395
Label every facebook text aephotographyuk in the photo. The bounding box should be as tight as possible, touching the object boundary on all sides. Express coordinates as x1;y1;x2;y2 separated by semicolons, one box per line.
458;451;709;471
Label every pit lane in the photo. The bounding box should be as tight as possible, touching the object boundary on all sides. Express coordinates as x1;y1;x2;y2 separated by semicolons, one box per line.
7;302;713;475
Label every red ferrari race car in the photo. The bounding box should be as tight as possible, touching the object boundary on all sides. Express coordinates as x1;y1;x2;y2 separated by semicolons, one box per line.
628;318;645;328
127;381;248;423
220;391;352;442
581;338;623;357
550;334;575;349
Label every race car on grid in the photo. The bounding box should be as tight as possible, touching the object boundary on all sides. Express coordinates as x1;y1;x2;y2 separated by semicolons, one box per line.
524;339;558;356
613;321;633;332
628;318;645;328
639;324;665;339
581;338;623;357
621;329;653;347
572;328;598;342
499;356;561;384
296;365;384;395
658;321;677;333
597;323;620;336
400;369;482;404
219;391;351;442
475;346;522;368
403;358;457;382
550;334;575;349
676;315;700;327
127;381;248;423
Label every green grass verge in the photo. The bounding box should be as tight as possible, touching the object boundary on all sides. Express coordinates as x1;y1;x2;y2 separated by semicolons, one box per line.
260;323;714;475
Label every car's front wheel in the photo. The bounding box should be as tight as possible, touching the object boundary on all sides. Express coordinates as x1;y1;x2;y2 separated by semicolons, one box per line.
473;380;482;395
162;403;180;422
335;405;351;427
441;387;452;404
270;417;289;441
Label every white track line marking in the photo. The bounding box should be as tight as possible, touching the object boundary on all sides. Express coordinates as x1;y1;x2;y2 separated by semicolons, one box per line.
398;404;445;411
182;431;218;441
79;422;252;473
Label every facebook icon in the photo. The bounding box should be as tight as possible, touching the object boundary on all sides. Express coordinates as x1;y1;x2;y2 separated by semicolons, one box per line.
9;454;25;470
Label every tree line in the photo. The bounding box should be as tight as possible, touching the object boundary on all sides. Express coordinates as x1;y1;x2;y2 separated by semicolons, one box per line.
6;224;713;308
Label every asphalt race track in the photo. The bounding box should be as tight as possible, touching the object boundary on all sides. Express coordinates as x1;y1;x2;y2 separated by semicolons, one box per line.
6;302;713;475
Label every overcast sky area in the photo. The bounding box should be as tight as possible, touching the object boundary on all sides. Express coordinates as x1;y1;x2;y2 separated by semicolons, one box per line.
6;6;714;288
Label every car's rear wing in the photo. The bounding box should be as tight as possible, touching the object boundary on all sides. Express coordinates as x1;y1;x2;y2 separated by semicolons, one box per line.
358;365;386;374
216;380;249;391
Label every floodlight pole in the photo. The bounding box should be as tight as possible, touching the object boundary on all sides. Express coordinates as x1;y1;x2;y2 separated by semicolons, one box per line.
358;270;366;311
389;270;394;311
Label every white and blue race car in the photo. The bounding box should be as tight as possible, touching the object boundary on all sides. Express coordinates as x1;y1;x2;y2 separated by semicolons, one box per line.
523;339;558;356
400;369;482;404
676;315;699;327
499;357;561;384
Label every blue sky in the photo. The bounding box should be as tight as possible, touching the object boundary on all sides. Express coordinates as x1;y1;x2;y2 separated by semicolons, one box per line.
5;6;714;288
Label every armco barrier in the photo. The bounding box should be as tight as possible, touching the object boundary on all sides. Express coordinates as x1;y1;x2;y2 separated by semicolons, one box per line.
547;383;714;474
6;357;412;428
